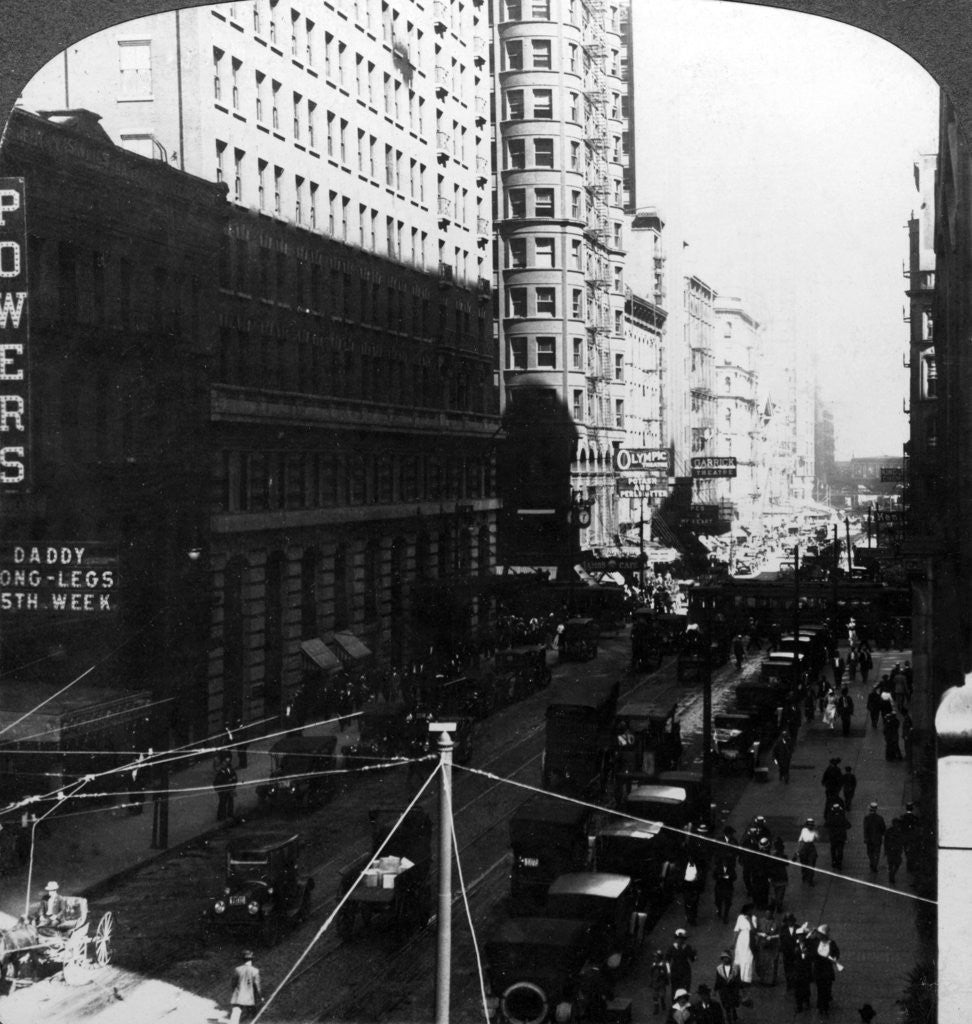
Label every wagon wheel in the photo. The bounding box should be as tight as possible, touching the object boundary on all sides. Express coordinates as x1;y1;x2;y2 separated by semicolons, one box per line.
94;912;113;967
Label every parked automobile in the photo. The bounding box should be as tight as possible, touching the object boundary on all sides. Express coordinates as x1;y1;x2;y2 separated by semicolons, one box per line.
558;617;600;662
592;818;674;919
622;783;700;830
484;916;599;1024
256;735;338;811
543;676;619;798
207;832;314;946
613;700;683;781
712;712;761;774
544;873;639;974
509;795;591;903
495;645;552;705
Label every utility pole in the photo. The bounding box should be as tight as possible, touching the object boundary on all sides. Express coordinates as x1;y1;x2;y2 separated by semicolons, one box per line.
701;589;713;820
638;497;646;591
430;722;455;1024
845;516;852;574
832;523;840;627
792;543;801;647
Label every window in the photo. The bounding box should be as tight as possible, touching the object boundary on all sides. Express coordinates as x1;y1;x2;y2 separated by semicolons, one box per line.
505;0;522;18
212;47;224;100
505;39;523;70
309;182;318;227
271;80;280;128
507;138;525;169
613;265;623;290
295;175;304;223
615;399;624;427
534;237;555;268
532;89;553;118
613;223;623;247
215;139;227;182
614;308;623;333
273;165;283;214
508;189;526;218
508;287;527;317
119;39;153;99
231;58;242;109
385;143;394;185
509;337;527;368
327;111;335;155
569;92;580;122
531;0;550;16
536;337;556;367
570;141;581;169
233;148;244;201
506;89;524;120
571;239;582;268
534;138;554;167
293;91;301;138
572;338;584;369
536;287;556;316
340;118;348;161
532;39;552;68
534;188;554;217
307;101;316;147
569;43;579;72
571;190;582;218
509;238;526;267
573;389;583;419
572;288;583;316
255;71;265;121
615;353;624;381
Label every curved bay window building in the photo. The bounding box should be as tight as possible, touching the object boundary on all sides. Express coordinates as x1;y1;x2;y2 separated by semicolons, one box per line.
493;0;630;561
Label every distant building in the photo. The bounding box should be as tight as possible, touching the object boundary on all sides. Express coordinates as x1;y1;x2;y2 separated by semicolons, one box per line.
814;387;836;504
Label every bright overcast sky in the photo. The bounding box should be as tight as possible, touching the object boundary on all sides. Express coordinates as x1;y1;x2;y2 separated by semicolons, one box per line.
631;0;940;460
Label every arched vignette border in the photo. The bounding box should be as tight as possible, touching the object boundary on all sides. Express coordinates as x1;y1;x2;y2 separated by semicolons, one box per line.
0;0;968;138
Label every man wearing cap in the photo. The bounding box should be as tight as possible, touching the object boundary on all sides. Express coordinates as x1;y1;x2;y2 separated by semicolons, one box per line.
749;836;772;909
667;928;698;1004
777;913;800;989
825;801;851;870
228;949;263;1024
694;983;725;1024
713;951;741;1024
863;802;887;873
821;758;843;815
811;924;841;1013
791;926;814;1012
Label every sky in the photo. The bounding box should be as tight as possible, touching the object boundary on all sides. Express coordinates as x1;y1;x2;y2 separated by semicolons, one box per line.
630;0;940;460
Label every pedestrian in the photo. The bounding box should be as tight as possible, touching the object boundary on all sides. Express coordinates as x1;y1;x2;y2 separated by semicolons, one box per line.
714;951;741;1024
791;929;814;1012
732;903;756;985
902;710;915;765
749;837;771;909
767;837;789;912
847;647;858;681
883;710;903;761
753;905;780;986
832;654;845;687
825;802;851;869
803;684;816;723
214;757;238;821
228;949;263;1024
841;765;858;811
891;663;909;712
862;801;887;873
859;646;872;687
712;858;735;924
810;923;841;1013
772;732;792;784
732;633;745;670
669;989;695;1024
650;949;672;1014
823;687;838;729
777;913;799;990
667;928;698;1001
885;817;904;884
694;984;726;1024
900;803;921;873
796;817;819;886
681;852;705;926
836;685;855;737
821;757;843;815
718;825;739;870
866;685;883;728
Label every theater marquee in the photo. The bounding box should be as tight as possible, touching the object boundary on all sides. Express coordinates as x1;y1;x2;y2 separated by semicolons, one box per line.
0;178;28;490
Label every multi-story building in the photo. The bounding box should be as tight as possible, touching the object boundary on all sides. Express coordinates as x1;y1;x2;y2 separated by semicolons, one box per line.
18;2;501;734
685;274;717;502
712;296;759;527
21;1;490;289
491;0;630;559
813;386;836;504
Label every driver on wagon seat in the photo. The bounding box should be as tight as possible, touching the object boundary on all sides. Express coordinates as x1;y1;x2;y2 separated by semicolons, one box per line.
36;880;66;933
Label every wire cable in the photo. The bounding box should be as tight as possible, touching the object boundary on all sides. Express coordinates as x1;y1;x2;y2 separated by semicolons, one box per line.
251;761;441;1024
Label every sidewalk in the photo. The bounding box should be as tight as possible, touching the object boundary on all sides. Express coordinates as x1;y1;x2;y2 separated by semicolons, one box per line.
0;715;362;920
620;645;923;1023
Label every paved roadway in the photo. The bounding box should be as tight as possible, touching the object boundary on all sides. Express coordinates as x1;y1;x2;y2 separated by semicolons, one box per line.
0;627;922;1023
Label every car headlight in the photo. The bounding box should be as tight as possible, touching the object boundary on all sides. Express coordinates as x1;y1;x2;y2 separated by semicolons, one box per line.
247;901;260;915
214;900;226;914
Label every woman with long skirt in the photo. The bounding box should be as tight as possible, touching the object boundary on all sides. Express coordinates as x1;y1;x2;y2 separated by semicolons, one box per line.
732;902;756;985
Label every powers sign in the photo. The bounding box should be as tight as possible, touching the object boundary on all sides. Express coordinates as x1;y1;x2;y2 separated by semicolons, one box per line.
0;180;28;490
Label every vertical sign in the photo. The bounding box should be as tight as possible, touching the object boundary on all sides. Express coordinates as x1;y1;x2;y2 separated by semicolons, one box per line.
0;179;28;490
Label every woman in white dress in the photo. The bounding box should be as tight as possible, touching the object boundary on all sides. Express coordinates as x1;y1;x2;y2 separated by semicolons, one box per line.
823;688;837;729
733;902;756;984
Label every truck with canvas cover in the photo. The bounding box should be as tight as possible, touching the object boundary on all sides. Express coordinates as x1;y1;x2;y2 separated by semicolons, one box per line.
543;676;619;798
509;794;591;903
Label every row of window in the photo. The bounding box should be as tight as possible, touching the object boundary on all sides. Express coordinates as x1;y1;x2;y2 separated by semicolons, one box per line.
508;336;629;378
503;0;624;38
502;38;626;100
505;285;624;321
568;390;624;426
505;236;625;275
222;449;495;513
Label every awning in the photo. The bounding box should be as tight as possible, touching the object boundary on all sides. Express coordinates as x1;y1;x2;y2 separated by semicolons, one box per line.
493;565;559;579
300;638;342;673
331;631;372;663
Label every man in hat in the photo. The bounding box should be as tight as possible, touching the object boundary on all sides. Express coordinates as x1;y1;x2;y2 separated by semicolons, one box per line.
669;989;693;1024
884;817;905;884
826;801;851;869
791;925;814;1012
841;765;858;811
836;685;855;737
712;855;736;924
713;950;741;1023
899;803;921;874
811;924;841;1013
749;836;772;909
229;949;263;1024
777;913;800;989
694;983;726;1024
667;928;697;1003
821;758;843;815
649;949;671;1014
36;880;65;932
863;802;887;873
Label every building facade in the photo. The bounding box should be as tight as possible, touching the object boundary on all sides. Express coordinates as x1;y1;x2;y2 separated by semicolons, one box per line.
491;0;630;558
813;386;836;504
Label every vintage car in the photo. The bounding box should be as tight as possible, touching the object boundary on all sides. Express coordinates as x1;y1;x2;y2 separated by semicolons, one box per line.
557;617;600;662
543;677;619;798
342;701;413;767
256;735;338;811
630;609;664;671
712;712;761;774
208;832;314;946
484;917;599;1024
509;795;591;903
592;818;674;919
613;701;683;781
543;873;639;974
495;645;551;705
622;783;699;830
337;807;432;940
